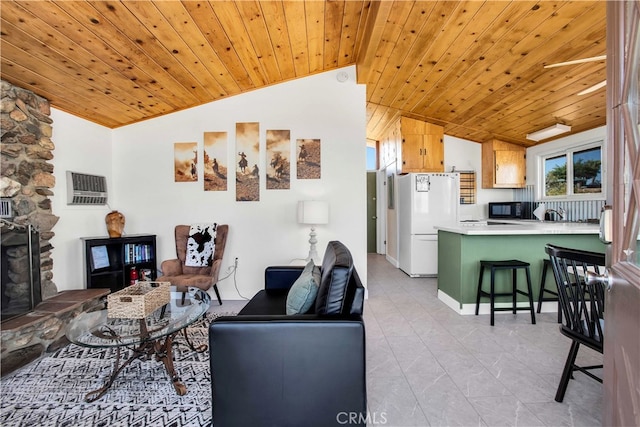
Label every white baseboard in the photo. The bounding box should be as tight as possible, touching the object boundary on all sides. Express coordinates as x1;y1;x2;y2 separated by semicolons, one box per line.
437;289;463;313
385;254;399;268
537;301;560;313
437;289;559;316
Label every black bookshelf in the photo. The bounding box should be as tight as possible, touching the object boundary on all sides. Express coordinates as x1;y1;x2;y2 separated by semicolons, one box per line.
82;234;157;293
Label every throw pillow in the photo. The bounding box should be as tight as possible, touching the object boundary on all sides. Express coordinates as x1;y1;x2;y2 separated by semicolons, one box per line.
286;260;319;315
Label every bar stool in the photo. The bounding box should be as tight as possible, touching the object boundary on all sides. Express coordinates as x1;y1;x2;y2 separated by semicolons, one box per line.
475;260;536;326
537;258;562;323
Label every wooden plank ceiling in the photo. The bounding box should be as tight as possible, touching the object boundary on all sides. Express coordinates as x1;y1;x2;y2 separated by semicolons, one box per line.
0;1;606;147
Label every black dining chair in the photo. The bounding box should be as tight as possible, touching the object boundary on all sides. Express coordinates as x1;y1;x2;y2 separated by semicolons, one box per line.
545;244;606;402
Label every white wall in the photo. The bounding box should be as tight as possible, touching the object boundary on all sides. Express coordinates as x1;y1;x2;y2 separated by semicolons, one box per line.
50;66;367;298
50;109;113;289
444;135;514;220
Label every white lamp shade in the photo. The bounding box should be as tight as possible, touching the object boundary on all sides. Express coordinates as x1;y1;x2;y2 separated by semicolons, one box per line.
297;201;329;225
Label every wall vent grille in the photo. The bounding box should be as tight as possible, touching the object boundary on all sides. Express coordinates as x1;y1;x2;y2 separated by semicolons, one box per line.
66;171;108;205
0;199;12;218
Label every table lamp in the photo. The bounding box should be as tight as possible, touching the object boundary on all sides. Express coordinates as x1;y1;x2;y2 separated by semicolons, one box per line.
297;200;329;263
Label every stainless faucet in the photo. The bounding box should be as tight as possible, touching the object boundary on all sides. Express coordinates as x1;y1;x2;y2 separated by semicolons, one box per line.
544;208;566;221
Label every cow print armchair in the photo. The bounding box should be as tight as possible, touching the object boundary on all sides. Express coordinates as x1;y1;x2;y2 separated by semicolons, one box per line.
158;224;228;305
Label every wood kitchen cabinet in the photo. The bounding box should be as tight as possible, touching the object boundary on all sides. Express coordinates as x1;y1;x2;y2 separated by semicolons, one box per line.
398;117;444;173
379;122;399;169
380;116;444;173
482;139;526;188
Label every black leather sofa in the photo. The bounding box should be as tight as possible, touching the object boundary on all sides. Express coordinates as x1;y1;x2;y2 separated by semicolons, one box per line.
209;241;366;427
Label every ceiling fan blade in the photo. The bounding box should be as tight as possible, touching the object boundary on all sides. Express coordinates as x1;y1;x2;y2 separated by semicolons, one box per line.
544;55;606;69
577;80;607;96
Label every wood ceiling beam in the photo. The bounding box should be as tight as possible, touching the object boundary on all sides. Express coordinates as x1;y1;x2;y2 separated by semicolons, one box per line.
355;0;392;85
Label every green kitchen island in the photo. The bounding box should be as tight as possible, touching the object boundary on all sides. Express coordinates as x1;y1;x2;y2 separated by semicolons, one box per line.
436;221;606;315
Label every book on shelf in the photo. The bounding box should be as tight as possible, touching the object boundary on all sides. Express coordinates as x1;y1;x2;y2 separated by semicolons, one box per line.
124;243;153;264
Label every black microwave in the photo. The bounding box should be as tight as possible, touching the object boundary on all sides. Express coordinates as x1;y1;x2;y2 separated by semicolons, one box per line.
488;202;523;219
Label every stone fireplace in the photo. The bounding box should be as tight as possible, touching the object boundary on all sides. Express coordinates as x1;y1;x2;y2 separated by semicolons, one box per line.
1;222;42;321
1;80;107;375
1;80;58;300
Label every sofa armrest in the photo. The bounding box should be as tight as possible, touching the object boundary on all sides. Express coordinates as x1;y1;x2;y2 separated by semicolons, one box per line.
209;316;366;426
264;266;304;291
160;259;182;276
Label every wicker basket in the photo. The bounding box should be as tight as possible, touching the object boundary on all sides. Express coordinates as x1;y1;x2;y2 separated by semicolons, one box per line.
107;281;170;319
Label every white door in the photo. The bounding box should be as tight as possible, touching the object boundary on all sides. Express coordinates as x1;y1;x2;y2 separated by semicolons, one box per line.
376;170;387;254
603;2;640;425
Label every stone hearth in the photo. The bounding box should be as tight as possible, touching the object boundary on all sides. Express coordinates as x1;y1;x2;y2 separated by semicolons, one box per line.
1;289;109;376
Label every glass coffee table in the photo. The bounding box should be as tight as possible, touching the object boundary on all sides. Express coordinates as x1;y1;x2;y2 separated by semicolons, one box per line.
66;287;211;402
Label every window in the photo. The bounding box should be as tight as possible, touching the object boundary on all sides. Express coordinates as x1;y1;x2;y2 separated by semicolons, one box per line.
366;146;377;170
544;154;567;196
572;147;603;194
541;143;602;199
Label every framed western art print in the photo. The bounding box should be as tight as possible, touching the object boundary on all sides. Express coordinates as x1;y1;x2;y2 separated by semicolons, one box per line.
203;131;228;191
296;138;321;179
266;130;291;190
174;142;198;182
236;122;260;201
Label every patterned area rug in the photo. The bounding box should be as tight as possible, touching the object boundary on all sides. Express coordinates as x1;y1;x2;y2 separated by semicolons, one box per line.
0;312;235;427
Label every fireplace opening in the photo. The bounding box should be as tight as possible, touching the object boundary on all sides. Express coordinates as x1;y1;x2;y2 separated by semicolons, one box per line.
1;222;41;322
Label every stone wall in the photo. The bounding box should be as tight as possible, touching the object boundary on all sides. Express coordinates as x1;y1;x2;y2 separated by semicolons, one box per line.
0;82;109;377
1;80;59;299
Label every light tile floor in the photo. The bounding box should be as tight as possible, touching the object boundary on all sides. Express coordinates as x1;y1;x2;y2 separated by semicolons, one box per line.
208;254;603;427
364;254;602;427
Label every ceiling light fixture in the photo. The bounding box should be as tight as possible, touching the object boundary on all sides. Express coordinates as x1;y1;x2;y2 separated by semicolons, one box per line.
543;55;606;69
577;80;607;96
526;124;572;142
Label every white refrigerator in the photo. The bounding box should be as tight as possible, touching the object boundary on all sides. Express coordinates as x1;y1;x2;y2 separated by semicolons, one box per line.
398;173;460;277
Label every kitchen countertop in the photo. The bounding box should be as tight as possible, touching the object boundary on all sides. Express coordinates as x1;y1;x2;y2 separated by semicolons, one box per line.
436;219;599;235
437;223;605;313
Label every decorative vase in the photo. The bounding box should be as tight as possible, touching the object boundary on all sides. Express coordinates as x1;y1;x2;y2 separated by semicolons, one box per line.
105;210;125;238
